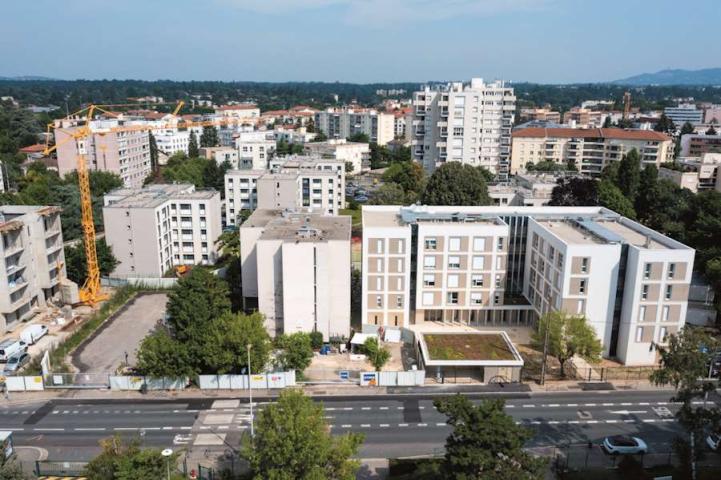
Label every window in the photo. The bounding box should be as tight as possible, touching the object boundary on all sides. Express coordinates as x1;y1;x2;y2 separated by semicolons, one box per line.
662;305;670;322
577;299;585;314
579;279;586;294
548;247;555;262
639;305;647;322
423;274;435;287
581;258;589;274
376;258;382;271
668;263;676;279
447;274;459;288
472;274;484;287
422;292;434;306
375;278;382;290
448;256;460;269
641;285;649;300
396;259;403;272
643;263;651;280
376;239;384;254
473;237;486;251
665;285;672;300
424;238;437;250
557;252;564;268
396;240;405;254
532;233;539;248
497;237;504;251
396;296;403;308
636;327;643;342
447;292;459;305
659;327;668;343
472;256;484;270
424;256;436;269
376;296;382;307
397;277;403;290
496;256;502;269
494;293;501;305
495;274;502;288
449;237;461;251
471;292;482;305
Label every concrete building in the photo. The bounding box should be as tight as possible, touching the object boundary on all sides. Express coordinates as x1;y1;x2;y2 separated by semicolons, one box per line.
703;104;721;124
510;128;673;175
659;153;721;193
664;104;703;126
103;184;222;278
488;173;565;207
214;104;261;120
315;108;395;146
149;121;203;157
199;147;239;166
362;205;695;365
224;156;345;225
562;108;604;128
520;108;561;123
240;209;351;340
679;133;721;157
0;206;66;333
53;118;151;188
409;78;516;177
236;131;276;170
302;139;370;174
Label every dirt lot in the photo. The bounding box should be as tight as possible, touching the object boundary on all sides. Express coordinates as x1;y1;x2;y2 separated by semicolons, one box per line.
304;341;409;381
72;293;167;373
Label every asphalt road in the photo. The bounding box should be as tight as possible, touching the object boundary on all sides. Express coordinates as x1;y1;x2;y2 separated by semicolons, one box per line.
2;390;716;463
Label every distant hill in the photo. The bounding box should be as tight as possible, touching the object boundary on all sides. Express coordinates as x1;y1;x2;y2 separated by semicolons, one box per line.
613;68;721;86
0;75;56;81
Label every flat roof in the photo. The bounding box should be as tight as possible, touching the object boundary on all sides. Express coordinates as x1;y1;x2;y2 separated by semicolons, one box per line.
104;184;218;209
536;220;607;245
362;208;404;228
245;209;351;242
418;331;524;367
595;219;669;250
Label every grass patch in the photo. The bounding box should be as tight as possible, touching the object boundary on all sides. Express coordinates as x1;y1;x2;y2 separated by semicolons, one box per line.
340;208;362;227
388;458;443;480
424;333;516;361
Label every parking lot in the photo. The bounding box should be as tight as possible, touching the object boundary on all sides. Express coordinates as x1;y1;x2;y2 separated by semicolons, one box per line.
72;293;167;374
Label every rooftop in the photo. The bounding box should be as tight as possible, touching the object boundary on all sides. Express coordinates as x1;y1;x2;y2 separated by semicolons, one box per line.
594;219;669;250
244;209;351;242
104;184;218;209
537;220;607;245
418;331;524;367
512;127;670;142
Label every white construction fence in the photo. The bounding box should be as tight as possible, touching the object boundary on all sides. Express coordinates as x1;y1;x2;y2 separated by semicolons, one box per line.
3;375;45;391
360;370;426;387
198;371;296;390
109;376;189;391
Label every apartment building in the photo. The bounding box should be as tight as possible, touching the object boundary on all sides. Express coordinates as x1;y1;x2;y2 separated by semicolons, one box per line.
664;104;703;126
149;122;204;157
510;128;673;175
224;156;345;225
488;173;562;207
200;147;239;166
214;104;261;120
236;131;276;169
315;108;395;146
703;104;721;124
103;184;222;278
520;108;561;123
659;153;721;193
0;206;66;333
240;209;351;340
302;139;370;173
362;205;695;365
53;118;151;188
409;78;516;177
679;133;721;157
562;108;604;128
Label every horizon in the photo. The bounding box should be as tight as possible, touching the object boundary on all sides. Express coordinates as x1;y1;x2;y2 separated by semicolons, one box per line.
2;0;720;83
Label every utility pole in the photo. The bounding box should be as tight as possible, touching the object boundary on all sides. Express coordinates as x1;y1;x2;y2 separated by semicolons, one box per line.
247;344;254;439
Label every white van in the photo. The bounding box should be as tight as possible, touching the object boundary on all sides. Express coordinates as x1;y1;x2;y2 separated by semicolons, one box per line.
20;324;48;345
0;339;27;362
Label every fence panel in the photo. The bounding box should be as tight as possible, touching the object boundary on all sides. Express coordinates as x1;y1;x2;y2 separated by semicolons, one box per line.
197;372;292;390
267;372;286;389
360;372;378;386
217;374;233;389
284;370;296;386
249;374;268;389
230;375;248;389
396;371;417;386
44;372;109;389
198;375;219;389
378;371;398;386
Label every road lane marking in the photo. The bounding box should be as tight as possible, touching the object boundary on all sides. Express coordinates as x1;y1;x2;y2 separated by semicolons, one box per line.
638;402;650;406
361;424;371;428
343;407;353;411
34;428;64;431
586;420;598;424
75;428;106;431
548;421;559;424
530;421;541;425
505;405;515;408
436;423;446;427
398;423;408;427
179;426;192;430
523;404;535;408
584;403;596;407
548;404;560;407
605;420;619;424
362;407;371;410
341;424;351;428
623;419;636;423
114;427;138;431
567;421;579;424
602;403;614;406
567;404;578;407
379;407;389;410
380;424;390;428
609;410;647;415
643;419;657;423
418;423;427;427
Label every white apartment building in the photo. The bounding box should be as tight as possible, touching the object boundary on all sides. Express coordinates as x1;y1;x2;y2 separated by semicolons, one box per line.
315;108;395;146
148;120;204;157
54;118;151;188
488;173;562;207
511;128;674;175
409;78;516;177
362;205;695;365
240;209;351;340
103;184;222;278
200;146;239;166
0;206;66;333
214;104;261;120
236;131;276;169
224;157;345;225
664;104;703;126
659;153;721;193
302;139;370;173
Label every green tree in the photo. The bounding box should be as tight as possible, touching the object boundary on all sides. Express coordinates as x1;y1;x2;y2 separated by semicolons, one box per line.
635;165;659;220
531;311;602;377
598;179;636;218
616;149;641;200
600;161;620;183
434;396;546;480
0;446;27;480
84;436;183;480
188;131;199;158
549;177;599;206
135;329;195;377
196;311;271;374
148;132;159;175
244;390;364;480
382;161;425;195
276;138;290;156
362;337;391;372
350;268;362;321
707;126;718;136
166;267;231;340
64;239;118;284
215;228;240;260
344;161;354;173
654;113;676;133
370;183;411;205
421;162;491;206
602;116;613;128
274;332;314;373
347;132;369;143
199;125;218;147
312;129;328;142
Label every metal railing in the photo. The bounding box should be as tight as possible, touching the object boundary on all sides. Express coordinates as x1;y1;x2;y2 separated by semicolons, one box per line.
35;460;88;477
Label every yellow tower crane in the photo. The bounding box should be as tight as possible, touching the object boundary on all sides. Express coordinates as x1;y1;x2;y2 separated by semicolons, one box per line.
44;102;253;306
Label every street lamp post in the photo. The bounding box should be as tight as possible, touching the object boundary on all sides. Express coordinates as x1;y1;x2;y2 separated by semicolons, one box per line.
247;344;254;439
161;448;173;480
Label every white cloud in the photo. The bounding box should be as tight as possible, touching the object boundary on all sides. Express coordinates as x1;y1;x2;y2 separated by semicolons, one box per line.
222;0;548;25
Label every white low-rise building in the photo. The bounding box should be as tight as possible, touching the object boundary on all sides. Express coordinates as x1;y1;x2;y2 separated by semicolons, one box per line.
659;153;721;193
236;131;276;169
240;209;351;340
302;139;370;173
315;108;395;146
200;146;239;166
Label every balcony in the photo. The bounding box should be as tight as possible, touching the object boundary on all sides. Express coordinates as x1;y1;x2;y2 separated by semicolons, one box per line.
180;222;193;228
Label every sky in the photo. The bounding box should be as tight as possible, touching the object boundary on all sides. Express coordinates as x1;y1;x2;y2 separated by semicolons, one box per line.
1;0;719;84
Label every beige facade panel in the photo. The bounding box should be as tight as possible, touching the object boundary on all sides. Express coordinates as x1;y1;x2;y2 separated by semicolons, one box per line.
571;256;590;275
368;275;384;291
389;238;405;254
367;257;384;273
669;284;689;302
368;238;384;254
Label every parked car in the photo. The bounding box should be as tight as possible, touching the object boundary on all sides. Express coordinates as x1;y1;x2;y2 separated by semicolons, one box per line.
2;352;30;374
602;435;648;455
354;195;369;203
0;339;27;362
20;324;48;345
707;433;721;451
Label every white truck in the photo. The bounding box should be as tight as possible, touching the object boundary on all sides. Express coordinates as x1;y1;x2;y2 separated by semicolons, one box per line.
20;324;48;345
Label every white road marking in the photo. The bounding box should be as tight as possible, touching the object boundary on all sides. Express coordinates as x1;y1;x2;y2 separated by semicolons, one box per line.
341;424;351;428
343;407;353;411
75;428;106;431
418;423;428;427
602;403;614;406
179;426;192;430
523;404;535;408
362;407;371;411
643;419;657;423
548;404;560;407
530;421;541;425
639;402;650;406
548;421;559;424
605;420;619;424
584;403;596;407
325;408;336;411
506;405;515;408
567;404;578;407
398;423;408;427
380;424;390;428
623;419;636;423
586;420;599;424
567;421;579;424
436;423;446;427
34;428;64;431
379;407;389;410
114;427;138;431
361;424;371;428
